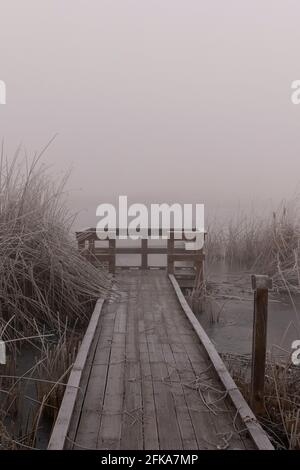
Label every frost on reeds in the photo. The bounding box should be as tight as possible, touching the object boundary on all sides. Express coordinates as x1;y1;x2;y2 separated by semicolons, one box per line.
0;147;112;334
223;352;300;449
206;202;300;294
0;146;112;448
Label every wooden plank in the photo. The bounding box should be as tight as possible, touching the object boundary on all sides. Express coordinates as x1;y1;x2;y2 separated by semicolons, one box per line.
139;345;159;448
143;272;182;450
161;343;199;449
76;227;205;241
97;297;127;449
72;303;117;449
135;275;159;450
120;275;143;449
120;361;143;449
93;247;202;255
157;275;224;450
65;304;108;449
48;299;104;450
149;358;183;449
169;274;274;450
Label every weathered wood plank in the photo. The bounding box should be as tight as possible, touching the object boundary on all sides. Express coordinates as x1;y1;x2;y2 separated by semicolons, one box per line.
120;276;143;450
143;272;183;450
65;305;109;449
72;304;116;449
136;276;159;450
161;342;199;450
97;297;127;449
48;299;104;450
157;276;221;450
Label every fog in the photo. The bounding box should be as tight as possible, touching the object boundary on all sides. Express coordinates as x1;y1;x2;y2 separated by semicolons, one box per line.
1;0;300;228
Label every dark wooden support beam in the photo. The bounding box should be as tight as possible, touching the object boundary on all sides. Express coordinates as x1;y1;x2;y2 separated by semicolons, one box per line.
141;239;148;269
167;232;174;274
109;239;116;274
250;274;272;416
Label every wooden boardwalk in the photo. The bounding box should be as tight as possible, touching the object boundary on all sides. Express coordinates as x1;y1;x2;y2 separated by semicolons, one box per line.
48;270;273;450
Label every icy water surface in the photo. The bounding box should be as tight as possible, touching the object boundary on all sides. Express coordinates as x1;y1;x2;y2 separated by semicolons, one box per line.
201;262;300;356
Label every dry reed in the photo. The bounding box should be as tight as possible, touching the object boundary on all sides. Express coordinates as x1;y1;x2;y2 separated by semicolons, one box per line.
0;146;112;448
0;146;112;334
223;352;300;449
206;202;300;294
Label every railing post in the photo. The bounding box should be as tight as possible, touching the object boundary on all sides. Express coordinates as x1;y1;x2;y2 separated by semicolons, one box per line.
78;239;85;253
250;274;272;416
167;231;174;274
88;238;95;253
88;238;95;263
141;239;148;269
109;239;116;274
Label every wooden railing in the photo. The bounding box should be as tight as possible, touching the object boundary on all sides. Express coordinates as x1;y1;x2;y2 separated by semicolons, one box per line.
75;228;205;279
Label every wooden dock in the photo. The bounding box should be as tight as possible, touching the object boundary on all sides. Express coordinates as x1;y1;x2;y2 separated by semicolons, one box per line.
48;269;273;450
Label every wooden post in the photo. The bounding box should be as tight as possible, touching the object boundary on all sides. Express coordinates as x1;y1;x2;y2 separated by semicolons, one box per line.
141;239;148;269
78;240;85;253
167;232;174;274
250;274;272;416
87;238;95;264
109;239;116;274
88;239;95;254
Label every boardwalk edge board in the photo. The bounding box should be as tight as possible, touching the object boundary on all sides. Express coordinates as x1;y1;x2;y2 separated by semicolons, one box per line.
47;298;104;450
168;274;274;451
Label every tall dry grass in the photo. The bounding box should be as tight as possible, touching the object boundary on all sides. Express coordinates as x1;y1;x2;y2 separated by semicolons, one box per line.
223;353;300;449
0;323;80;449
203;205;300;449
0;146;112;448
206;202;300;293
0;146;112;335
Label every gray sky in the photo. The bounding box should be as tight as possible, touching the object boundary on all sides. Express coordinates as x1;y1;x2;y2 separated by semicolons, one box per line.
1;0;300;228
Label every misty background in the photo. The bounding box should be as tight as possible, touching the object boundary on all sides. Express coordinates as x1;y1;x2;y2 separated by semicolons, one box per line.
1;0;300;229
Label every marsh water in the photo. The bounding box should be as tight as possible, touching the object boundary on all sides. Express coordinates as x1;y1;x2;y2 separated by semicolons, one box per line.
11;345;53;449
201;262;300;358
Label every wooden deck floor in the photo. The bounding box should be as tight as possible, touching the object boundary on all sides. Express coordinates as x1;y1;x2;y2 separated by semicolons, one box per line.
61;270;260;450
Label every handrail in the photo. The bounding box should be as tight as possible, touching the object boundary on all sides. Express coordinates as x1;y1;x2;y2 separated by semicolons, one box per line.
75;228;205;275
